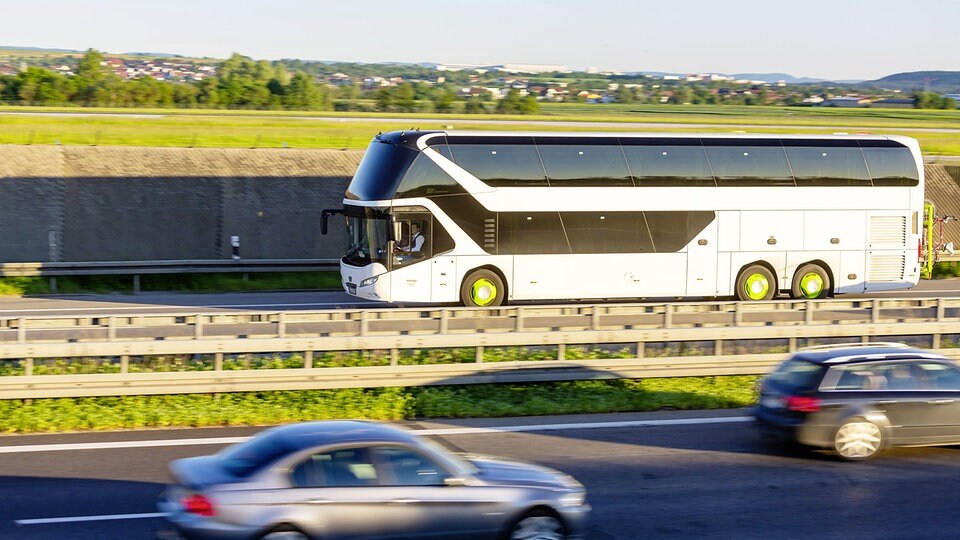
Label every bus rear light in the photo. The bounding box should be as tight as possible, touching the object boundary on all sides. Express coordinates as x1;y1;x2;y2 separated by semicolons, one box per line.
786;396;822;413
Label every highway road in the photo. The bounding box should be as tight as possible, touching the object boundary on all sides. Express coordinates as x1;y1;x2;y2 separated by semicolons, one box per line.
0;278;959;317
0;409;958;539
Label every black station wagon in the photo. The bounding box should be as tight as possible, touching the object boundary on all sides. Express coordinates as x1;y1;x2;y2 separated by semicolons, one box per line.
754;343;960;460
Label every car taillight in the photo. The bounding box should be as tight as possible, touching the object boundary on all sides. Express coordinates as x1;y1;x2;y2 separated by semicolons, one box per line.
786;396;821;412
182;494;215;516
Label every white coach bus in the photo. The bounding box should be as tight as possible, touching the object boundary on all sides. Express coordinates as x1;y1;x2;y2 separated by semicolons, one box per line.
322;130;926;306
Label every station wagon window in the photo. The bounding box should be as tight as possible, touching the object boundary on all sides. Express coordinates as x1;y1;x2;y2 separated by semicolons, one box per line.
768;358;824;390
291;447;379;488
372;447;451;486
916;362;960;390
537;145;633;186
826;362;921;391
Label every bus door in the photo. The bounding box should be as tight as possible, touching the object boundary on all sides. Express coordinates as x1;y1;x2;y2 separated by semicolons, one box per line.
686;217;718;297
389;212;432;302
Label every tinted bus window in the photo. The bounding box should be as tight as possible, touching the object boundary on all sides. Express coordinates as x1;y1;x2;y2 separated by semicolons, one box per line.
704;145;795;186
430;194;497;253
862;146;919;186
784;146;872;186
537;145;633;186
561;212;654;253
395;153;465;198
497;212;570;254
622;145;715;186
447;144;548;186
645;211;715;252
346;140;418;200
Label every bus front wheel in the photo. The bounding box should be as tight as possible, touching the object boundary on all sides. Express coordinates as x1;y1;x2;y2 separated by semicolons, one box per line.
735;265;776;301
461;269;505;307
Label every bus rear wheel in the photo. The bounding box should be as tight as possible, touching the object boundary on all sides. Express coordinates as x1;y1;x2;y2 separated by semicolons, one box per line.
791;263;831;300
461;269;505;307
735;265;776;301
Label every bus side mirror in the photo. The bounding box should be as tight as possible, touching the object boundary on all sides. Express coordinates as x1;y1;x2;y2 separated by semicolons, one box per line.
320;209;341;235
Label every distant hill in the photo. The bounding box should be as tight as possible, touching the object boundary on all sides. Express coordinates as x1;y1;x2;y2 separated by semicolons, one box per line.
866;71;960;93
731;73;826;84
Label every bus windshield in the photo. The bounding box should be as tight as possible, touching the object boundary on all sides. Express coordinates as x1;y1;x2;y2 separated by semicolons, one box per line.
344;210;390;267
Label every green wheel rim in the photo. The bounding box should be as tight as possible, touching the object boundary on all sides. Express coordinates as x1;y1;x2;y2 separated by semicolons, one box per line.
799;272;824;299
743;273;770;301
471;278;498;306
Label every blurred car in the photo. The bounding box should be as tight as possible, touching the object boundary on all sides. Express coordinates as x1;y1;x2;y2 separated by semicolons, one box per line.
754;343;960;460
158;420;589;539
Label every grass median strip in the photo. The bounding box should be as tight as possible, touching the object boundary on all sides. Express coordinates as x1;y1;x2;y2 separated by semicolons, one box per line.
0;377;759;434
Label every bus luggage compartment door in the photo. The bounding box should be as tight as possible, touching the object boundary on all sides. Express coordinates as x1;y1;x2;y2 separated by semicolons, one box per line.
686;219;718;297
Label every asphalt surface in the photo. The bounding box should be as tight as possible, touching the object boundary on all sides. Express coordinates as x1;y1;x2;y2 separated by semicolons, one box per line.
0;278;958;317
0;409;959;539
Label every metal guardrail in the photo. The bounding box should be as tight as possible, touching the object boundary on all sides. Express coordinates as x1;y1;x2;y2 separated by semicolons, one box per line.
0;259;340;292
1;297;960;399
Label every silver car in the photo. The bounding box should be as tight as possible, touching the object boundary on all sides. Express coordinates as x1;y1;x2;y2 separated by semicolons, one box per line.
158;421;589;539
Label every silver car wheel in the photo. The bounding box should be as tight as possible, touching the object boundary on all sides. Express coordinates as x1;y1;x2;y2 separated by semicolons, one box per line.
834;420;882;459
260;531;308;540
510;515;565;540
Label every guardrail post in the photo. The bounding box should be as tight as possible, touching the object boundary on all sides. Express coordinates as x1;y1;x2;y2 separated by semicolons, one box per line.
24;358;33;376
937;298;946;322
277;312;286;338
715;339;723;356
215;352;223;371
663;305;673;329
107;317;116;341
476;345;484;363
390;349;399;367
933;333;942;349
872;300;881;323
805;301;814;325
440;310;449;334
359;312;369;337
49;277;57;294
636;342;645;359
557;343;565;361
515;308;523;331
734;303;743;326
120;355;129;374
133;275;140;294
17;318;25;344
592;307;601;331
304;350;313;369
195;316;204;339
789;337;797;353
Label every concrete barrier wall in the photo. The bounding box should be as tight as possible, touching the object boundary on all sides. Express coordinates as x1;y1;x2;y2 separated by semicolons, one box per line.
0;145;956;264
0;146;363;262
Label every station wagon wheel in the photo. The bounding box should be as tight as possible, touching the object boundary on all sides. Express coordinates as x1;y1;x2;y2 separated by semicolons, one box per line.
259;525;309;540
507;509;566;540
461;269;505;307
791;263;831;300
735;265;776;301
834;419;883;461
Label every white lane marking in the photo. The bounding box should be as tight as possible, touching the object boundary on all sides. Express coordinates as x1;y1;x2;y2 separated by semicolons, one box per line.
0;416;753;454
0;301;386;314
15;512;168;526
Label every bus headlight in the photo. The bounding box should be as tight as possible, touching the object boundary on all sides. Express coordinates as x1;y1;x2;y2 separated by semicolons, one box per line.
359;275;379;287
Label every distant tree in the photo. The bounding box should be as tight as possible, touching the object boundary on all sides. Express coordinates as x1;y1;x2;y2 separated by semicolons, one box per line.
432;88;455;113
284;72;325;110
914;91;954;109
375;87;393;111
519;95;539;114
395;83;416;112
496;88;523;113
668;86;693;104
464;97;486;114
615;86;635;104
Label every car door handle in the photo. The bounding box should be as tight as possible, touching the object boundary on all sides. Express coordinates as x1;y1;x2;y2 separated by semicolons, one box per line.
304;498;333;505
928;399;955;404
389;498;420;505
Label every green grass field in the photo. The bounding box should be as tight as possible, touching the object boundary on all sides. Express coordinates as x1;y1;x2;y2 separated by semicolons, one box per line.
1;104;959;154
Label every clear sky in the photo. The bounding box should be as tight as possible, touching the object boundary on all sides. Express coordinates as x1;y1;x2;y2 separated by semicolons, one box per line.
1;0;957;81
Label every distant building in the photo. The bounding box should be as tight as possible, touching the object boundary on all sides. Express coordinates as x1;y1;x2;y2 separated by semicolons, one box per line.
819;96;871;108
872;98;916;109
